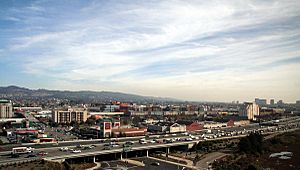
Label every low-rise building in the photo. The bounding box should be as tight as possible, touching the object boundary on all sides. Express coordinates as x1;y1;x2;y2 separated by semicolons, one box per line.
112;127;147;137
177;120;204;132
204;121;227;129
148;122;186;133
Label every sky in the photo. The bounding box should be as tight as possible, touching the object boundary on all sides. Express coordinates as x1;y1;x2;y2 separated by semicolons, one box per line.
0;0;300;103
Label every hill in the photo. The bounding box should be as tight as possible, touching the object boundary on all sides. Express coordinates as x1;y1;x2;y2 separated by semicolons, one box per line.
0;85;179;103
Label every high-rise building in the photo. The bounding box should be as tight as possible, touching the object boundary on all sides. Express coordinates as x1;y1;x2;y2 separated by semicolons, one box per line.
240;102;260;120
296;100;300;109
270;99;275;105
52;108;88;123
255;98;267;106
0;99;13;118
277;100;284;106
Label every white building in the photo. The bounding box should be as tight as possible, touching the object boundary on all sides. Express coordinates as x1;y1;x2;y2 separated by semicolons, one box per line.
0;99;13;118
240;102;260;120
148;122;186;133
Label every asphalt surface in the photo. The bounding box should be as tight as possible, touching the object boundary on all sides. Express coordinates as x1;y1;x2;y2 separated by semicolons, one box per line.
131;157;186;170
196;152;227;170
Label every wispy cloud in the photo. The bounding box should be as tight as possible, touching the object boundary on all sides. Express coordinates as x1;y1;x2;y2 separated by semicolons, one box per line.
0;0;300;102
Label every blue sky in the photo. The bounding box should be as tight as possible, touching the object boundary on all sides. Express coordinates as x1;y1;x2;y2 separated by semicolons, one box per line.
1;0;300;102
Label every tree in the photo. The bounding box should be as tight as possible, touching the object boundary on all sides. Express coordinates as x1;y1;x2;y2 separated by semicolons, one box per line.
238;133;263;154
86;117;96;126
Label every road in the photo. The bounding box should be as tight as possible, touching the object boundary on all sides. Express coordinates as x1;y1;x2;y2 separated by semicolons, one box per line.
196;152;227;170
0;116;299;166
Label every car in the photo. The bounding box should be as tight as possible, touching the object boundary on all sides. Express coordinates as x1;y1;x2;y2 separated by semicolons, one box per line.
185;138;193;141
76;144;84;148
59;147;68;151
84;146;94;150
125;141;134;145
104;143;110;147
155;139;163;144
151;162;160;166
111;144;119;147
72;150;81;153
149;140;156;144
103;147;111;150
182;132;189;135
140;141;147;144
38;151;48;156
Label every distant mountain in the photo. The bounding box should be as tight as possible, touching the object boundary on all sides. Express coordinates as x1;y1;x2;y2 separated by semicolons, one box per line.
0;85;180;103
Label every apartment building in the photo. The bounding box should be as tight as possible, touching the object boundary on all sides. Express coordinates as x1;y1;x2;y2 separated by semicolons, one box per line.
0;99;13;118
52;108;88;123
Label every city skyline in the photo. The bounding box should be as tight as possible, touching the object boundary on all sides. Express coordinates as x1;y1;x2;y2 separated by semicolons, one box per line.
1;0;300;102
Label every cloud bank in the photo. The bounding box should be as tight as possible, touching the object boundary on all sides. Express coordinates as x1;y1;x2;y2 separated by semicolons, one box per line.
0;0;300;102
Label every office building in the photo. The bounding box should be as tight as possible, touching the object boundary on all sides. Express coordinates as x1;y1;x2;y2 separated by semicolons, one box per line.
0;99;13;118
277;100;284;106
52;108;88;123
296;100;300;110
270;99;275;105
255;98;267;106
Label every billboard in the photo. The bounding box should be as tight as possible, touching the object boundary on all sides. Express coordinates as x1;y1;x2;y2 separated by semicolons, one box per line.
104;122;111;130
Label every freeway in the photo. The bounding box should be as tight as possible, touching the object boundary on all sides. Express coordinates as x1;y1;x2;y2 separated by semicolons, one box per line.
3;116;299;152
0;116;299;166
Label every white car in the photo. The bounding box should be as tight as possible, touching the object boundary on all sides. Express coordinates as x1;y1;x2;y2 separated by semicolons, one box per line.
72;150;81;153
149;140;156;143
140;141;147;144
59;147;69;151
185;138;193;141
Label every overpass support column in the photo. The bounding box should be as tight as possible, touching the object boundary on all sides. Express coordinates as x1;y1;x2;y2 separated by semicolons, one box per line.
93;156;96;163
120;153;123;160
166;147;170;157
146;150;149;157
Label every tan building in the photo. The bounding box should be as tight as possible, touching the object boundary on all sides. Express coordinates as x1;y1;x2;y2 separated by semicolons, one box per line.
0;99;13;118
52;108;88;123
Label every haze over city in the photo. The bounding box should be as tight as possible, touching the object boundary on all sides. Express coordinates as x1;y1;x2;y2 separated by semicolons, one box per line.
1;0;300;102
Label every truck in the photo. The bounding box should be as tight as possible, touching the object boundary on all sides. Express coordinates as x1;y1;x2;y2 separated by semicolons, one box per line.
12;147;34;155
206;129;212;134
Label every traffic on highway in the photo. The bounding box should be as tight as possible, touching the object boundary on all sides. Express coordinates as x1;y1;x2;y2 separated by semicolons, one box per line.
0;116;299;166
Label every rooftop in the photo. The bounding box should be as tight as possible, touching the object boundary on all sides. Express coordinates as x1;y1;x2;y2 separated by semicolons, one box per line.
0;99;11;104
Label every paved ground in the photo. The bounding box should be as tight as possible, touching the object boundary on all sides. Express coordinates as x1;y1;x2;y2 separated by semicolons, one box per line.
131;157;186;170
196;152;227;170
96;160;136;170
161;154;194;166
